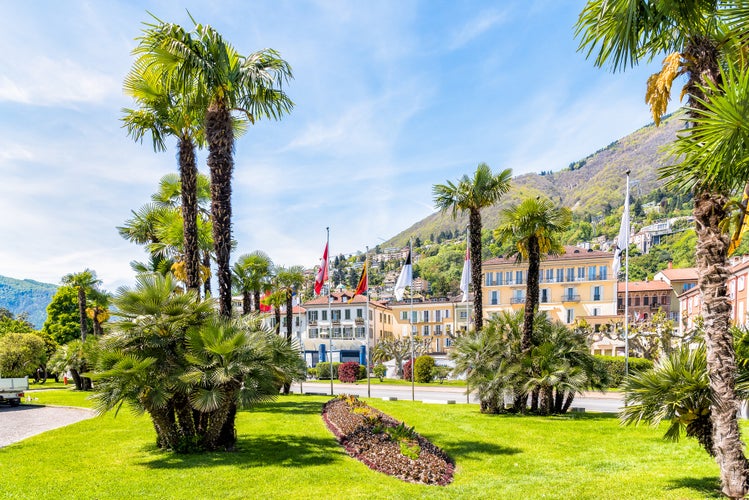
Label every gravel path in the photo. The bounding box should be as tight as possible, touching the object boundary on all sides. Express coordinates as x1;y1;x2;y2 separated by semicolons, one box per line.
0;405;94;448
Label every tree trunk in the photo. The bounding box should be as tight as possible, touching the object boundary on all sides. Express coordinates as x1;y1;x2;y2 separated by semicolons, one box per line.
253;289;261;313
70;368;83;391
274;307;281;334
695;191;749;497
554;388;564;414
242;290;251;315
203;251;212;298
685;36;749;499
469;209;484;331
561;393;575;414
179;136;201;295
285;292;294;342
77;287;88;341
522;236;541;352
206;101;234;318
530;388;539;413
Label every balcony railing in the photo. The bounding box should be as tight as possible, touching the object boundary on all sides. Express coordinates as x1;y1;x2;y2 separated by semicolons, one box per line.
560;294;581;302
510;297;526;304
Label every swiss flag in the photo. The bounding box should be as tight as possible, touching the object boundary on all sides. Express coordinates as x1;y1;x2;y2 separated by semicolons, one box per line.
314;242;329;295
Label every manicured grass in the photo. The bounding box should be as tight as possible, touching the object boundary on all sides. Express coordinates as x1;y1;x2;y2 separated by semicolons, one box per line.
28;380;70;391
0;390;722;499
312;377;467;387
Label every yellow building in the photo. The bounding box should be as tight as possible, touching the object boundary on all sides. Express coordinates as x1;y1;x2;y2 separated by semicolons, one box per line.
482;246;617;328
388;296;472;353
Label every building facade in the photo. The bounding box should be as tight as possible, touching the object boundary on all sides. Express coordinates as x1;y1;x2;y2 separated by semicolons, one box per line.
388;296;473;353
482;246;617;328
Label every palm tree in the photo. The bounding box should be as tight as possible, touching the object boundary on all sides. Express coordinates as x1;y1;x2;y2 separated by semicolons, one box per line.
433;163;512;331
494;197;571;352
275;265;306;342
123;61;205;293
136;18;294;317
576;3;749;495
232;251;273;314
61;269;101;342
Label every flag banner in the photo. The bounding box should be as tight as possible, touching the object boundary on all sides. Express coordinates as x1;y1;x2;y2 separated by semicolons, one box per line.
460;244;470;302
349;262;368;303
259;290;271;312
314;242;329;295
394;249;412;301
613;191;630;277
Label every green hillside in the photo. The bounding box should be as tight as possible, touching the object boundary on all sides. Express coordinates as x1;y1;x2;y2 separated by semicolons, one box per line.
384;113;683;248
0;276;57;329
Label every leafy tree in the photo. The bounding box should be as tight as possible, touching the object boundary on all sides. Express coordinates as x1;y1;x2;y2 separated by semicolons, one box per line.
494;197;571;352
275;265;305;343
0;332;46;377
576;3;749;493
41;286;87;345
48;337;98;390
433;163;512;331
137;17;294;317
0;313;35;335
372;337;431;379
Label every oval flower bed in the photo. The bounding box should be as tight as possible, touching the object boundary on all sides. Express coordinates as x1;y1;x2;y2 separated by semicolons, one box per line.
321;395;454;485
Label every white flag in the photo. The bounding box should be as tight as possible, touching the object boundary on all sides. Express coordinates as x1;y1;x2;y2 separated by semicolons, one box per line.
460;245;470;302
393;249;412;301
613;190;630;277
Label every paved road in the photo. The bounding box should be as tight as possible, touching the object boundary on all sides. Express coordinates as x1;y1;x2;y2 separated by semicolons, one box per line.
292;381;623;413
0;405;94;448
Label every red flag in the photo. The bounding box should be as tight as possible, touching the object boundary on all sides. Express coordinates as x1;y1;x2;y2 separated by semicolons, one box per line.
314;242;329;295
259;290;271;312
349;262;367;303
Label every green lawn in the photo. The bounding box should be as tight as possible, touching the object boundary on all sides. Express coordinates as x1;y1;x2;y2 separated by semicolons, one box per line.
0;389;721;499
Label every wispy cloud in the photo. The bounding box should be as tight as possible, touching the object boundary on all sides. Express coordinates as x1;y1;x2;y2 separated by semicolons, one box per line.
448;9;510;51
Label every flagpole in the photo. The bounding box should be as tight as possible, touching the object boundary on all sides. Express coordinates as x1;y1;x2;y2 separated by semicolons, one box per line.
365;246;371;399
410;239;415;402
326;227;334;396
623;171;631;378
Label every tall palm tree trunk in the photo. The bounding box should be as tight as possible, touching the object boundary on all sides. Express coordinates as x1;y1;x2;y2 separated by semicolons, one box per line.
253;289;261;313
285;292;294;342
686;36;749;498
522;237;540;352
77;288;88;341
203;251;212;298
206;101;234;318
179;135;201;294
242;290;252;315
469;209;484;331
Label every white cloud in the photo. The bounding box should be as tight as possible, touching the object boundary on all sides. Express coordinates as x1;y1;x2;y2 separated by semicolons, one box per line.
448;9;510;51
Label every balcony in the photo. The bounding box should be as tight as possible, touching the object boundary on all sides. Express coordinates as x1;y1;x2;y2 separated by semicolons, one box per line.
510;297;526;304
560;294;581;303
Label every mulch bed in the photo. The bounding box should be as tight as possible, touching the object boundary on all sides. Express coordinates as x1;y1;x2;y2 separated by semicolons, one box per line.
321;395;454;485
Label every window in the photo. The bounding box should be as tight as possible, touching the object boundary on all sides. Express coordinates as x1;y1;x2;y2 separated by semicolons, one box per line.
332;327;342;338
505;271;513;285
643;296;649;306
343;326;353;338
423;325;430;336
435;310;442;322
577;267;585;281
516;271;524;285
497;272;503;285
459;311;468;319
435;325;442;335
540;288;549;303
436;339;441;351
740;276;746;292
444;309;450;319
634;297;640;306
557;268;564;283
567;268;575;282
491;291;498;305
445;338;452;348
588;266;596;280
356;308;363;318
344;309;351;320
412;311;417;323
355;327;365;338
322;310;328;321
423;310;429;322
566;287;574;300
401;311;408;320
593;286;601;301
546;269;554;282
308;311;318;321
593;307;600;316
566;308;574;324
485;273;492;286
599;266;607;280
332;310;341;321
309;328;319;339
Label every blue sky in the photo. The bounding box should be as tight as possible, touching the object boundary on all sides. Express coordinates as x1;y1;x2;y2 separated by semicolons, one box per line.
0;1;672;291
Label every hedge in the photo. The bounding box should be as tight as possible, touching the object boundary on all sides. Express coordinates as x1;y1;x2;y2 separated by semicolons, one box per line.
414;356;435;383
595;355;653;387
315;362;341;380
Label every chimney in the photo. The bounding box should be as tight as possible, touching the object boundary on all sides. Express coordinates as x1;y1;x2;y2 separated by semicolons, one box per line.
667;261;673;269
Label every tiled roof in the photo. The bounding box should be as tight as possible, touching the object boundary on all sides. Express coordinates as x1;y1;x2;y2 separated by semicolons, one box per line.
302;292;386;308
657;267;698;281
483;245;611;266
617;281;673;293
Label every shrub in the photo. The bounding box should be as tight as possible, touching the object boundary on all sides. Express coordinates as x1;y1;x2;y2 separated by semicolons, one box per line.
358;364;367;380
402;359;413;381
414;356;435;383
432;365;451;384
316;362;341;380
338;362;360;383
595;355;653;387
373;363;387;381
307;366;317;379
